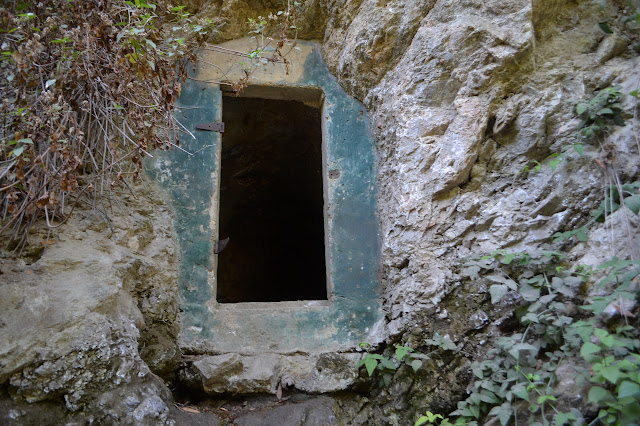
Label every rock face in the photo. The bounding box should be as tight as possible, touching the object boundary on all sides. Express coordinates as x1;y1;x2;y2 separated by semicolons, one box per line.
186;353;360;395
2;0;640;424
0;185;181;424
315;0;639;339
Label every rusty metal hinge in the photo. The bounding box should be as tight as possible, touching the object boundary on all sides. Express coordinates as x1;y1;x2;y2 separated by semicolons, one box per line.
196;122;225;133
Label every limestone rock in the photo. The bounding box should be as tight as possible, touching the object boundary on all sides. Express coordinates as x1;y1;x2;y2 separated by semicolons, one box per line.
194;353;279;395
191;353;361;395
595;33;629;64
0;183;180;424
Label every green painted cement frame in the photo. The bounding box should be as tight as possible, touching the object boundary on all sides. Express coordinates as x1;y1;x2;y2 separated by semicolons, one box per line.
147;42;381;353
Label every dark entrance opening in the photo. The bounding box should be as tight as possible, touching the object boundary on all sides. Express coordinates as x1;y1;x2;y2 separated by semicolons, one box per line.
217;94;327;303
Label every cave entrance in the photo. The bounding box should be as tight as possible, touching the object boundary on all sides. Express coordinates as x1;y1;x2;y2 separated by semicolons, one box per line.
216;88;327;303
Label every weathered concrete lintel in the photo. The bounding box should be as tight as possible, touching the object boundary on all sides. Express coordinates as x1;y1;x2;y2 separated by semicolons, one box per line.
212;300;331;311
220;84;325;108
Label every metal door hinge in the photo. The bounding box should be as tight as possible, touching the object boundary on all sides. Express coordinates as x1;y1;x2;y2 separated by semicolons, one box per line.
196;122;225;133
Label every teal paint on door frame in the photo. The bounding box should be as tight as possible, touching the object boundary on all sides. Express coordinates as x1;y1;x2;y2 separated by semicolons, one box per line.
147;40;381;353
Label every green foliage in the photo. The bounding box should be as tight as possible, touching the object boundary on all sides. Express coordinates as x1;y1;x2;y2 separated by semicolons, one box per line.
552;226;588;243
439;246;639;425
521;84;629;176
452;253;581;424
576;86;625;139
415;411;443;425
357;334;462;388
581;256;640;316
520;151;575;175
415;411;462;426
573;323;640;424
356;344;429;388
592;182;640;222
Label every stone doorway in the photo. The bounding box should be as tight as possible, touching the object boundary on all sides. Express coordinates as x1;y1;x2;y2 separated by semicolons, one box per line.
217;94;327;303
148;39;381;354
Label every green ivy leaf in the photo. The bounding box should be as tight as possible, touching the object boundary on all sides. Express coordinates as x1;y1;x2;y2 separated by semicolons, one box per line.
450;407;472;418
477;390;498;404
422;411;443;424
581;342;602;359
508;343;538;361
576;226;588;241
619;402;640;420
576;103;589;115
594;328;626;348
489;284;509;304
486;274;507;283
469;402;480;419
488;402;512;426
518;282;540;302
409;359;423;373
10;146;24;157
414;417;429;426
568;321;594;343
440;335;458;351
521;312;540;324
624;194;640;215
379;357;396;371
573;143;584;155
502;253;515;264
512;383;530;402
364;357;378;376
588;386;616;404
471;362;484;379
537;394;557;404
597;365;623;384
581;297;610;315
395;345;413;361
555;412;577;425
618;381;640;399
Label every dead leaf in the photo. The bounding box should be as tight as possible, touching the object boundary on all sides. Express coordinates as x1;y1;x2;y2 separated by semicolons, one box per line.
40;239;56;246
613;304;636;318
276;382;282;400
180;406;200;414
12;51;23;65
